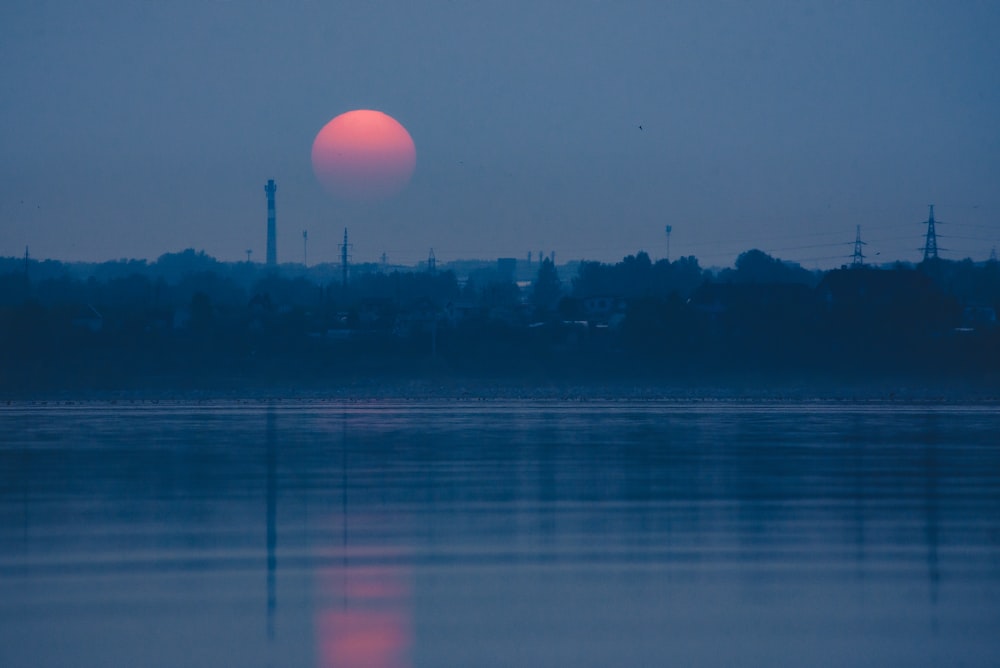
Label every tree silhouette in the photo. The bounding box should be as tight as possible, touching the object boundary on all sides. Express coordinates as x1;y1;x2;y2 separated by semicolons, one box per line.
721;249;817;286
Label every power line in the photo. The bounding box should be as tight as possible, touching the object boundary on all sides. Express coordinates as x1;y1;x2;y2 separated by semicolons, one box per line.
783;254;853;264
938;234;996;242
764;241;852;253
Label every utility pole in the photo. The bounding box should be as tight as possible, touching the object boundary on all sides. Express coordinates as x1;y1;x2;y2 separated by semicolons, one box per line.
339;228;351;287
665;225;673;262
922;204;940;261
851;225;866;267
24;246;29;278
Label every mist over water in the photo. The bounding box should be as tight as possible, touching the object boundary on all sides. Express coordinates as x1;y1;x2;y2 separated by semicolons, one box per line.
1;400;998;667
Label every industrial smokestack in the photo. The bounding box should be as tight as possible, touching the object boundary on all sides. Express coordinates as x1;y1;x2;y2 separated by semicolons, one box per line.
264;179;277;266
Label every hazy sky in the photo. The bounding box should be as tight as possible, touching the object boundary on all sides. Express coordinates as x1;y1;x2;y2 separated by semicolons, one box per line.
2;0;998;268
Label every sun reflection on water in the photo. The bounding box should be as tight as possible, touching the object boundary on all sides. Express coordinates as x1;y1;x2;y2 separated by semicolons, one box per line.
315;527;412;668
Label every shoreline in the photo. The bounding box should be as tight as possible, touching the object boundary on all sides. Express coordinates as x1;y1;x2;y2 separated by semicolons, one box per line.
3;373;998;404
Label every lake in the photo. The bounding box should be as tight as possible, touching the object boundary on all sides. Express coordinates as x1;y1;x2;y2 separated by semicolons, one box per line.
1;399;998;667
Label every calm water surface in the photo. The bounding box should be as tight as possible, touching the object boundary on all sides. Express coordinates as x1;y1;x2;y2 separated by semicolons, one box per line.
1;399;998;667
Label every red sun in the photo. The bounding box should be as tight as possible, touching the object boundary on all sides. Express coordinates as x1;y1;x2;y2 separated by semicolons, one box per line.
311;110;416;201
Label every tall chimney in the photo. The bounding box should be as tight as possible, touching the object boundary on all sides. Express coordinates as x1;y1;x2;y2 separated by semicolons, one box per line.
264;179;277;266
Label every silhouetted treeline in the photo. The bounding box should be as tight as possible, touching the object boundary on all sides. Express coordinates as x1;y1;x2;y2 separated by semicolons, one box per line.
1;248;998;391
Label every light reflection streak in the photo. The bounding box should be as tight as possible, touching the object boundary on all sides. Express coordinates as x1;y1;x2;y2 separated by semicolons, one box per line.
313;411;413;668
315;561;412;668
266;408;277;641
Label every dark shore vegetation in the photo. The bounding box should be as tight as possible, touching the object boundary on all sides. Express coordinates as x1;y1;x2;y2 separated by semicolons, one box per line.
1;249;998;396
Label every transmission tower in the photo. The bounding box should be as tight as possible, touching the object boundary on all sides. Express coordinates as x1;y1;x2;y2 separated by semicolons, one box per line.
339;228;352;286
922;204;940;261
302;230;308;268
427;248;436;274
665;225;673;261
851;225;867;267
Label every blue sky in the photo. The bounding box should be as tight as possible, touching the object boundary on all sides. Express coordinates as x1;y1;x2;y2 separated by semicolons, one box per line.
2;0;998;268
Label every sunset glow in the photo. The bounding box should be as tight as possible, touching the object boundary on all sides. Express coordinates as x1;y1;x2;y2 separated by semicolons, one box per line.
311;110;416;201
